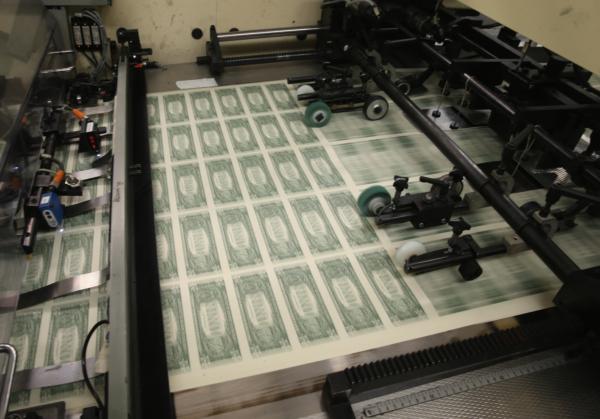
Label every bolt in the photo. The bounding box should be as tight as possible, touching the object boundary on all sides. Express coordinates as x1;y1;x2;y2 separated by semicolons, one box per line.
431;110;441;118
418;222;425;228
449;121;459;129
441;218;447;224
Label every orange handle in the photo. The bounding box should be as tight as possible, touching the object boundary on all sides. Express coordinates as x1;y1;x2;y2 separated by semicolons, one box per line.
52;169;65;189
71;108;86;120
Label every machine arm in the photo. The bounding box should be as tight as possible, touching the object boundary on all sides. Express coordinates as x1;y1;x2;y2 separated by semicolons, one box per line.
348;45;583;285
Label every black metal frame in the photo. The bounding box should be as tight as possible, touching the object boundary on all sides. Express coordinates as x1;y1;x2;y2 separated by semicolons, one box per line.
290;0;600;314
112;35;174;419
322;309;587;419
196;24;324;75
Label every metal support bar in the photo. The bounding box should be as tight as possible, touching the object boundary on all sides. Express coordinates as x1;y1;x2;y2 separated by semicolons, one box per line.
39;66;76;76
216;25;327;42
63;193;111;218
10;358;99;392
17;269;108;310
207;50;320;68
350;46;581;284
129;62;174;419
47;50;75;55
108;53;131;419
463;73;518;118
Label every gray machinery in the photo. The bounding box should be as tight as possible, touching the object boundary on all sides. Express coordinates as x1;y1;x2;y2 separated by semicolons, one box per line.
2;0;600;418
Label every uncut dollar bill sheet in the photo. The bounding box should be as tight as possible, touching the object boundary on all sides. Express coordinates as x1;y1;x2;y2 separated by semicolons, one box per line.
8;112;112;412
147;80;600;393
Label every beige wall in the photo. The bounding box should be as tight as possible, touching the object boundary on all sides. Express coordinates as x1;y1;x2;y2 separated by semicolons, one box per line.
459;0;600;74
100;0;600;72
99;0;323;65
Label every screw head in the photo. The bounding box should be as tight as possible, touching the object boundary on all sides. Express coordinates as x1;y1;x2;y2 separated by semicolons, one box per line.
191;28;204;40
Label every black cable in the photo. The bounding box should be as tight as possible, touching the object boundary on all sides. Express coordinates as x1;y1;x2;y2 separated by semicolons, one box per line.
44;156;64;171
81;51;98;67
81;319;109;416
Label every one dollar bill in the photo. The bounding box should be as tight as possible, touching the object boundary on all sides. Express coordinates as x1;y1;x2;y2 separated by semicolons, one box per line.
276;265;337;344
179;212;221;276
325;192;378;247
290;197;341;254
218;207;263;269
254;202;303;261
172;163;207;210
189;280;242;365
318;257;382;333
356;250;425;323
161;287;191;372
234;273;290;355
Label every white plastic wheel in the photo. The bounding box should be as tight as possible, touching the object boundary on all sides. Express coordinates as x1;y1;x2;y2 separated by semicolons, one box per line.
396;241;426;265
296;84;316;99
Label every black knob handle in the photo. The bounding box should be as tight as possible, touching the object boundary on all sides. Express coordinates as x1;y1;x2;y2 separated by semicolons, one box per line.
448;217;471;235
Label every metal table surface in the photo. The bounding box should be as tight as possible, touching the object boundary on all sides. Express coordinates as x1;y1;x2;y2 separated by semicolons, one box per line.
146;61;322;94
143;60;532;419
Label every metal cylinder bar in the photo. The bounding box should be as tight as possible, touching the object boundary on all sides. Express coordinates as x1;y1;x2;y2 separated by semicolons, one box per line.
47;49;75;55
463;73;518;118
39;66;76;75
0;344;17;418
350;46;580;283
383;37;418;47
221;50;320;67
217;26;327;42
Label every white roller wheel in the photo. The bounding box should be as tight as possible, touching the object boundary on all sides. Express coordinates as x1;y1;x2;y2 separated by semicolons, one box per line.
296;84;315;99
368;196;388;216
396;241;426;265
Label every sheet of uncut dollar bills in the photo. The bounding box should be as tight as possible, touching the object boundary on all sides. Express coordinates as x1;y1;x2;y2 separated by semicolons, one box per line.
146;80;600;393
8;111;113;412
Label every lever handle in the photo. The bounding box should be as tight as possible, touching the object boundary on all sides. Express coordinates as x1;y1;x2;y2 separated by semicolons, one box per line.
419;176;447;187
0;344;17;418
393;175;409;190
448;217;471;236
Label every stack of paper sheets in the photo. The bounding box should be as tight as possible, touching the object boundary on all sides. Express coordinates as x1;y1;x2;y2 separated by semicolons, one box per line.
145;80;600;393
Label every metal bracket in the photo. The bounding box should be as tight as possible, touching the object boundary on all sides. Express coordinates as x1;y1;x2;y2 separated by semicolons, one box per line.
70;167;110;183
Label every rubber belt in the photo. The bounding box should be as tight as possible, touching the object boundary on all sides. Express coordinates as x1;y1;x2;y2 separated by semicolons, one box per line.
17;269;109;310
63;192;111;218
9;358;100;392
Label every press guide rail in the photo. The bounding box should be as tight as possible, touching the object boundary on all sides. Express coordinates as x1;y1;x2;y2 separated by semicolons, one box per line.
361;354;568;417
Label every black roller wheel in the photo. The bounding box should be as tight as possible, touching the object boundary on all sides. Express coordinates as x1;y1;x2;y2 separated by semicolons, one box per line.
459;259;482;281
363;95;389;121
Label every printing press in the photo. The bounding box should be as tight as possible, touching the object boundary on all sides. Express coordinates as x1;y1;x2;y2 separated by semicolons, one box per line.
1;0;600;418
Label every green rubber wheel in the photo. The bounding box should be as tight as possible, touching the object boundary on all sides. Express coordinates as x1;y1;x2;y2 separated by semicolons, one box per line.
357;185;391;216
304;100;332;128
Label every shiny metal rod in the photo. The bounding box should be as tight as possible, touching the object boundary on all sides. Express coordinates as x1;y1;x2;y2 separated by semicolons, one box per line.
0;344;17;419
217;25;327;42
